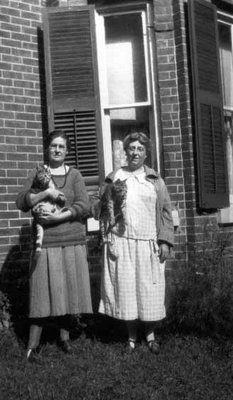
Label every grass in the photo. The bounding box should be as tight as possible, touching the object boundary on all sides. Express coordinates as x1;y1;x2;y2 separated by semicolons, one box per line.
1;317;233;400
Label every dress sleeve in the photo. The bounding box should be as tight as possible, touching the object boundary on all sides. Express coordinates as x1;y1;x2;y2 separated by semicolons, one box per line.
156;178;174;247
15;169;37;212
68;169;90;220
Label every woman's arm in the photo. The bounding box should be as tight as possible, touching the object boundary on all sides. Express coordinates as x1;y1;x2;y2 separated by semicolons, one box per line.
37;208;73;225
16;169;37;212
28;187;62;207
156;178;174;249
16;169;65;212
66;169;90;221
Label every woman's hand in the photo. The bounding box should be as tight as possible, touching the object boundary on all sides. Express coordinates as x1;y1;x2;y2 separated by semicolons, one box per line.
37;211;61;226
38;209;72;226
158;243;170;263
46;188;64;202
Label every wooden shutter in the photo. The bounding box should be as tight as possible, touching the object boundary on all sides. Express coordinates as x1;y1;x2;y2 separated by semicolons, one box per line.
188;0;229;209
43;6;104;190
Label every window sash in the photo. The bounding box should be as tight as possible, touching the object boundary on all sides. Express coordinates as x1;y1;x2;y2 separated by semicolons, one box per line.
95;4;159;175
96;9;151;110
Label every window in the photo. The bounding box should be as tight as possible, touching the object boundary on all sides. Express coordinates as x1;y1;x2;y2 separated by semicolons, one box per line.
95;5;158;174
218;14;233;223
43;2;160;191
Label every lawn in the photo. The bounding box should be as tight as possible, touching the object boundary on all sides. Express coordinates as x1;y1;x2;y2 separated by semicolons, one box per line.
0;316;233;400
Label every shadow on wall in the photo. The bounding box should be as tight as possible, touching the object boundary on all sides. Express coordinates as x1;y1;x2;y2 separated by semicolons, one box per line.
0;224;31;341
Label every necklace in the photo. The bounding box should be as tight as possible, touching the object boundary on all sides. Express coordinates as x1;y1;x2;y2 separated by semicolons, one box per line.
50;165;67;189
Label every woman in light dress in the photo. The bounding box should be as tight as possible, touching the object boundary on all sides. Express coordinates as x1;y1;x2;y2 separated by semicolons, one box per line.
94;131;174;354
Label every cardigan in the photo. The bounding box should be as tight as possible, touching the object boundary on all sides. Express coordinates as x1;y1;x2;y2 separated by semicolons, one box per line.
16;167;89;248
92;165;174;248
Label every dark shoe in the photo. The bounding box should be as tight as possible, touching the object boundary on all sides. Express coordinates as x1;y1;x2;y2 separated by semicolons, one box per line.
126;339;136;354
147;340;160;355
59;340;72;354
26;347;40;362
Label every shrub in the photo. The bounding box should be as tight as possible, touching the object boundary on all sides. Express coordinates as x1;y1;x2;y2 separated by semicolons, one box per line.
166;222;233;336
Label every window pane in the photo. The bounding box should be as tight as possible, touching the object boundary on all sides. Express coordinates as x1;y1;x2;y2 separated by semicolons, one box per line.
218;23;233;109
225;111;233;195
105;14;148;105
218;22;233;197
108;107;150;170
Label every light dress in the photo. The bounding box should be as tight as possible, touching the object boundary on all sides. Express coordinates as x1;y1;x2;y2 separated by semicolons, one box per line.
99;167;166;321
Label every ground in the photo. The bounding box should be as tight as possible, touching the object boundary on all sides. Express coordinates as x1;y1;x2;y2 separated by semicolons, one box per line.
0;318;233;400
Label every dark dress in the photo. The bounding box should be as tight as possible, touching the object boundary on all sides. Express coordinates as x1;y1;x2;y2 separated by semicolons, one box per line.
16;167;93;317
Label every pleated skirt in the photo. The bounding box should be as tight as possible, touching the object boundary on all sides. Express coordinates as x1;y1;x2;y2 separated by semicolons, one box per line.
29;245;93;318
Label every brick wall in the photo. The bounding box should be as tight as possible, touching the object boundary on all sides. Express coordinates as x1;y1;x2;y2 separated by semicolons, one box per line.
153;0;188;263
1;0;230;316
0;1;45;313
0;0;188;274
171;0;233;258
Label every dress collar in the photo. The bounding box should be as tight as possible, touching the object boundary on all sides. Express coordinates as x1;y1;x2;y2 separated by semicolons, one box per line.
106;165;159;182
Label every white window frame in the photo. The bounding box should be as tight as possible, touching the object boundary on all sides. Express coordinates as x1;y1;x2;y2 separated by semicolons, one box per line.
95;3;160;176
218;11;233;224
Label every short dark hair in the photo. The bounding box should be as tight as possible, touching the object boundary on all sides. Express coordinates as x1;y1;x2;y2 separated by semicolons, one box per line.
46;129;71;152
123;131;151;152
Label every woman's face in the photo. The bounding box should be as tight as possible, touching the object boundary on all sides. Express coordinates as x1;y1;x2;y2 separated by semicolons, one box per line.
48;136;67;167
126;140;147;171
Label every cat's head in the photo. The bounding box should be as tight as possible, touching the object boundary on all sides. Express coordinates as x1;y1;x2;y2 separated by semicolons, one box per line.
33;165;51;190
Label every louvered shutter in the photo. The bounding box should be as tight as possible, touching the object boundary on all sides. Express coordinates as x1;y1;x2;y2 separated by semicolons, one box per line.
43;6;104;190
188;0;229;209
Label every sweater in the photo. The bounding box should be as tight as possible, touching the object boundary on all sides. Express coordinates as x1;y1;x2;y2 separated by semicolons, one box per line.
16;167;89;248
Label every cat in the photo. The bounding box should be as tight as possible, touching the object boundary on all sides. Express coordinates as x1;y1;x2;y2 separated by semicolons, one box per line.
99;178;127;244
30;165;66;257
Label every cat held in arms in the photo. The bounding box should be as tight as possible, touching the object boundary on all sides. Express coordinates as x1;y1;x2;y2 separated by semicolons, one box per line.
30;164;67;259
99;178;128;246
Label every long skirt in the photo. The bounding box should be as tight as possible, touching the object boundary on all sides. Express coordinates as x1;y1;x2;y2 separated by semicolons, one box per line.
99;235;166;321
29;245;93;318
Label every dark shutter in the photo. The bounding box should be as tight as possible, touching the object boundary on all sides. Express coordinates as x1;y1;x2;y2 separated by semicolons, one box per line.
188;0;229;209
43;6;104;190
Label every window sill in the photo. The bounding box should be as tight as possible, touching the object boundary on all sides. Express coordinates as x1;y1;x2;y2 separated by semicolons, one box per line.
218;203;233;225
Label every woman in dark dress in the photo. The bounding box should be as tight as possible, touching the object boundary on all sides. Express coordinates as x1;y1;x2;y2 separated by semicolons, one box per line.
16;130;92;361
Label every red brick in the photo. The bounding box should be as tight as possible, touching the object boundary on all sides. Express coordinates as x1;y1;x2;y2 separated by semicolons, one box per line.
0;211;19;219
0;144;17;152
4;103;25;112
15;112;36;121
10;219;31;227
28;153;43;162
0;153;6;161
0;220;8;228
21;11;41;21
6;136;26;145
14;80;34;88
13;64;33;73
7;153;28;161
17;145;37;153
0;178;17;185
5;120;26;128
0;203;7;211
8;202;19;210
23;43;38;52
18;161;38;169
15;128;37;136
0;237;10;245
24;89;40;97
160;80;177;88
7;169;28;177
26;121;42;129
0;161;17;169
